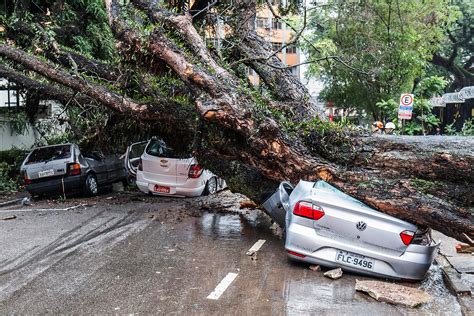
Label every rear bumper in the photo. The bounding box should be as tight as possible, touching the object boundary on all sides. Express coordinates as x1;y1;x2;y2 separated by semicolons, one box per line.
285;223;439;281
26;175;83;196
136;179;205;197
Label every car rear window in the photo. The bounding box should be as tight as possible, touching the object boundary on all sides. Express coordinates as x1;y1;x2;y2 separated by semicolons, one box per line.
26;145;72;164
145;139;191;159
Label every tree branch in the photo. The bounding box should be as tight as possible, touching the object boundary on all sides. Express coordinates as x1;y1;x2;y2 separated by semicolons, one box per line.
0;44;159;119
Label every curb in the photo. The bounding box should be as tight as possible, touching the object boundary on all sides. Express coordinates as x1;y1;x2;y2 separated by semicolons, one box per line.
0;198;24;208
435;254;473;315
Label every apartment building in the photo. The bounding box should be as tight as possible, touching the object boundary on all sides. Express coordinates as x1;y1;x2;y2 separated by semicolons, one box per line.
201;3;300;85
252;6;300;84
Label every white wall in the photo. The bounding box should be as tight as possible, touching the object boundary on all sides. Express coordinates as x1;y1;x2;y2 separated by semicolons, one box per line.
0;119;38;150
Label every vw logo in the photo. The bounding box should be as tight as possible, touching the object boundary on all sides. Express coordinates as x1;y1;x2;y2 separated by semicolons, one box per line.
356;221;367;231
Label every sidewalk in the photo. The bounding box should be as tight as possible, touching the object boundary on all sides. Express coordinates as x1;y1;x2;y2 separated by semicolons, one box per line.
433;231;473;315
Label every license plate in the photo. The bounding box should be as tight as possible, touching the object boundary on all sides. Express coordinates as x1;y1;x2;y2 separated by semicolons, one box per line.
38;169;54;178
335;250;374;270
154;185;170;194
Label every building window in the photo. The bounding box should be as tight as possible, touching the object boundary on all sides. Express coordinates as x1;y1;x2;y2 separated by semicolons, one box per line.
286;45;297;54
0;79;22;111
272;19;282;30
271;42;282;51
256;18;269;29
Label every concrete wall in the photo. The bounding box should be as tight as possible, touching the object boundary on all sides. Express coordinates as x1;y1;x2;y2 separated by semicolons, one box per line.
0;119;38;150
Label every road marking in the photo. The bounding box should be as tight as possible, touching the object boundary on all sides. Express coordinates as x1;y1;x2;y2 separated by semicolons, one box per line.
246;239;266;255
206;272;238;300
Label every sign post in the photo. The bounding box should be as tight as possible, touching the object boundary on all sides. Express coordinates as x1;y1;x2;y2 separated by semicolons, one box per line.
398;93;414;134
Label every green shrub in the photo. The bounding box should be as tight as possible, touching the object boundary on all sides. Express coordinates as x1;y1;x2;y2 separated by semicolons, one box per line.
0;148;29;192
0;162;19;192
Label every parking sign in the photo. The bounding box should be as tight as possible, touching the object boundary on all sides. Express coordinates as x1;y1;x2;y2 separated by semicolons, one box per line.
398;93;414;120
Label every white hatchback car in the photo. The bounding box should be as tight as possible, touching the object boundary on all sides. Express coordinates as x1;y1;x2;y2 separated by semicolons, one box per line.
125;139;226;197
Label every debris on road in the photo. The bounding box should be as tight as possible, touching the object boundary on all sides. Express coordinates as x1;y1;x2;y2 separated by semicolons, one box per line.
246;239;266;255
1;215;16;220
324;268;343;279
250;252;258;261
309;265;321;272
355;279;432;308
437;254;472;296
239;200;258;209
269;222;283;239
455;243;474;253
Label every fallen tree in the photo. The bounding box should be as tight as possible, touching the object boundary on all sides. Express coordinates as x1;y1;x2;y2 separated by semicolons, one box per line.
0;0;472;242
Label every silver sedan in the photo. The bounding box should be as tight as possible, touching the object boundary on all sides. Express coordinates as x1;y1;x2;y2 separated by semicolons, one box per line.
263;180;439;281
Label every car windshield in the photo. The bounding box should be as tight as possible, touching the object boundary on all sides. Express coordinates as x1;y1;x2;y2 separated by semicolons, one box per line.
26;145;72;164
313;180;371;209
145;139;191;159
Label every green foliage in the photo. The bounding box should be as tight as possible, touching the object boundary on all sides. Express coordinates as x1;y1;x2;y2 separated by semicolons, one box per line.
4;0;117;60
57;0;116;60
459;119;474;136
7;111;29;135
375;76;446;135
0;162;18;192
376;99;398;123
294;118;358;164
445;119;474;136
432;0;472;89
0;148;29;192
305;0;458;117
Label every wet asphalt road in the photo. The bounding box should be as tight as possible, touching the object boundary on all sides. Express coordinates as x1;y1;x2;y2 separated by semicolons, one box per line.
0;191;462;315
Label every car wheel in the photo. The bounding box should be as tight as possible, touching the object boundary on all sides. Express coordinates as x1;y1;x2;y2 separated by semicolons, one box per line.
203;177;218;196
124;175;135;186
84;174;98;196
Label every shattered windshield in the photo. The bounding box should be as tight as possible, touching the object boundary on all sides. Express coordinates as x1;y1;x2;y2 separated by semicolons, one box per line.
313;180;372;209
145;139;192;159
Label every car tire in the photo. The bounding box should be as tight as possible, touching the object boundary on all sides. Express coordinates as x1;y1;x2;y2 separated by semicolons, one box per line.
203;177;218;196
83;173;98;196
124;175;135;186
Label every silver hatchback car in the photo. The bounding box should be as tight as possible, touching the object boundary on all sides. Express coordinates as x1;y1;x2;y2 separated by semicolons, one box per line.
263;180;439;281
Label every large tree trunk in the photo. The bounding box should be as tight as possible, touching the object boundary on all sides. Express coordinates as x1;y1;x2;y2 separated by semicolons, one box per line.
0;1;472;243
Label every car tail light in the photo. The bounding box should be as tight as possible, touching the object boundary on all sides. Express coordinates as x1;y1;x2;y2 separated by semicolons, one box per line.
293;201;325;220
400;230;415;246
24;174;32;185
138;158;143;171
287;250;306;258
67;163;81;176
188;164;203;178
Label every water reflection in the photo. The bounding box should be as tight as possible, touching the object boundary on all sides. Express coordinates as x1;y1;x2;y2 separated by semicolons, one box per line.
197;213;243;240
284;278;398;315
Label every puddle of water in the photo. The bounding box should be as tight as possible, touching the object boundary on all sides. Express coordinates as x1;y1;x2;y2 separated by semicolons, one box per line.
189;211;275;241
284;278;400;315
197;213;243;240
417;263;462;315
